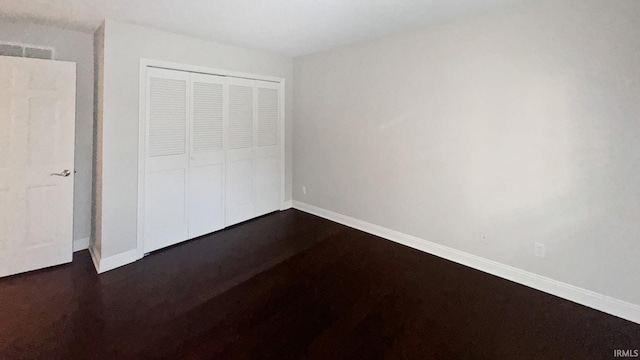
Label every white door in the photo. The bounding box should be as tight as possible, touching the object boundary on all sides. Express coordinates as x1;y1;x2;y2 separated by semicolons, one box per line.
143;68;190;253
254;80;282;217
188;73;225;238
225;77;256;226
0;56;76;277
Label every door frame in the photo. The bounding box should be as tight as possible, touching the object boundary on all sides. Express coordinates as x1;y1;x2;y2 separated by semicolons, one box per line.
137;59;286;260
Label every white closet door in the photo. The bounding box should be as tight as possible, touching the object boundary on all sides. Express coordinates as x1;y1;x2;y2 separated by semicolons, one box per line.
254;80;282;217
225;77;255;226
188;73;225;238
143;68;190;253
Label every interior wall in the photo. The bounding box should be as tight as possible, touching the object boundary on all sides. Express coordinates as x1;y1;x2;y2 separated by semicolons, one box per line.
92;23;104;256
293;0;640;305
0;18;94;243
98;19;294;258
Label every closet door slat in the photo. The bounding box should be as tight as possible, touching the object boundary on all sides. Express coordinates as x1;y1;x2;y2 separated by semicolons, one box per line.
225;79;256;226
257;88;279;147
143;68;190;253
192;82;223;153
254;81;281;217
228;84;253;149
148;77;187;157
188;74;226;238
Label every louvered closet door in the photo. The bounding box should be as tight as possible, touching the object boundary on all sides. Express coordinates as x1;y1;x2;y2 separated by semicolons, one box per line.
225;77;256;226
188;73;225;238
143;68;190;253
254;80;282;217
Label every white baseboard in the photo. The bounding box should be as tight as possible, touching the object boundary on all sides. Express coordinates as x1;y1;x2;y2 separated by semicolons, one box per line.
88;244;138;274
292;201;640;324
87;199;295;274
281;200;293;210
73;237;90;252
88;244;101;273
98;249;138;273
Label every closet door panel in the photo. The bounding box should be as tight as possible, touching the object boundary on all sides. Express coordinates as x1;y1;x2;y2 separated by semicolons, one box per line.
188;74;225;238
255;155;279;216
254;81;281;216
225;78;255;226
144;169;187;251
225;158;253;224
188;164;223;238
144;68;190;253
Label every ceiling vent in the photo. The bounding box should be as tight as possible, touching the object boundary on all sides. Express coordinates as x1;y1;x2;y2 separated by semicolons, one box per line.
0;42;54;60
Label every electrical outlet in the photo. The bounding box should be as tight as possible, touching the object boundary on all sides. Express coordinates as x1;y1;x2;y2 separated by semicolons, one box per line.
534;242;545;258
302;186;307;195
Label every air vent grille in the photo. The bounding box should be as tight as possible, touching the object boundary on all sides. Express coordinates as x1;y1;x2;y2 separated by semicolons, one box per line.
0;42;54;60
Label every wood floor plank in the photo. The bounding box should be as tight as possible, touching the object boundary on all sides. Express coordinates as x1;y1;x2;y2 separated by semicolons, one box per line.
0;209;638;359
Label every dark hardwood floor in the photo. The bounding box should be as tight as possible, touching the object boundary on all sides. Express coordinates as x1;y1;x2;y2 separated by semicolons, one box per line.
0;209;638;359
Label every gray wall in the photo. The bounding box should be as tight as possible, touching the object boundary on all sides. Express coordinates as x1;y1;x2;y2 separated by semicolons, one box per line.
98;19;293;258
0;18;94;243
293;0;640;305
92;23;104;256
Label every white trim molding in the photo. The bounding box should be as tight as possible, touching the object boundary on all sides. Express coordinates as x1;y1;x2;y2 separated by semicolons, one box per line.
89;244;138;274
281;200;293;210
292;201;640;325
73;237;90;252
88;245;101;273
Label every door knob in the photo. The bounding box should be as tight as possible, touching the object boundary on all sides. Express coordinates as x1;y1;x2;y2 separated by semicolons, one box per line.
51;170;71;177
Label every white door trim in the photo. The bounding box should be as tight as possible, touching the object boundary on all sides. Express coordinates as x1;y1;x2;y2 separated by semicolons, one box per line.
137;59;286;261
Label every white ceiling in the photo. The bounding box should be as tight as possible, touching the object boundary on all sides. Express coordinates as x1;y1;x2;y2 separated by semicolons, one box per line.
0;0;526;56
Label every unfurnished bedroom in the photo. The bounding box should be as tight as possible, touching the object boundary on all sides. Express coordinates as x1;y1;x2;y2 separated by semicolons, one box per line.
0;0;639;358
